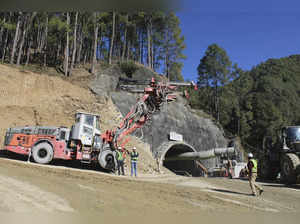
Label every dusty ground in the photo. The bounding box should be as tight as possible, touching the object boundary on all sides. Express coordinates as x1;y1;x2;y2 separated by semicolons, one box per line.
0;156;299;217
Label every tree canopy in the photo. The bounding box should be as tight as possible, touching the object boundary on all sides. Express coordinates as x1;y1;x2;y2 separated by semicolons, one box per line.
192;52;300;151
0;11;185;80
197;44;232;121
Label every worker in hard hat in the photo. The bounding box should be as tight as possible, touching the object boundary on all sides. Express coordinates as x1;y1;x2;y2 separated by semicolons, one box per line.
247;153;263;196
130;147;139;177
116;147;125;175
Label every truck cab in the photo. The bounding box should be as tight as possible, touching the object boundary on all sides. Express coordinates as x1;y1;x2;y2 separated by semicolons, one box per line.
281;126;300;154
71;112;101;146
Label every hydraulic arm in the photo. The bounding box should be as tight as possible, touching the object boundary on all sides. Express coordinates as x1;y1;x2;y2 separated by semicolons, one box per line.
101;77;197;151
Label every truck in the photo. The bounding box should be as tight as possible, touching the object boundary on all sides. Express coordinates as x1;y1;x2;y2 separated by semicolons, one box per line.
258;126;300;184
3;112;115;168
3;78;197;171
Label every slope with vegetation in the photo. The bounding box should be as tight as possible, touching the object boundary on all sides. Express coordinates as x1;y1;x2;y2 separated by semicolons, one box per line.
224;55;300;150
191;44;300;153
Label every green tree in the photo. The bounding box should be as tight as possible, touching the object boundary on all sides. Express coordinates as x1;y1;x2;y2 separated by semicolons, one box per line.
162;12;186;80
0;11;186;78
197;44;232;121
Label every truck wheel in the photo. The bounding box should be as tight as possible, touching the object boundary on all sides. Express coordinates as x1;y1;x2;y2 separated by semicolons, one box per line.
258;157;279;180
98;150;115;171
32;143;54;164
280;153;300;184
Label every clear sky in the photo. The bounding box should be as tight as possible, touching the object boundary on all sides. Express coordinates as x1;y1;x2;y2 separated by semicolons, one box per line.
176;0;300;81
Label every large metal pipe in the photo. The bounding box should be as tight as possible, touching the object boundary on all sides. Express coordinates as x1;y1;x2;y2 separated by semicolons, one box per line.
164;147;235;161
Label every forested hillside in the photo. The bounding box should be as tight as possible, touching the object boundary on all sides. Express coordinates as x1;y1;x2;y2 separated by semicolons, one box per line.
192;51;300;152
0;12;185;81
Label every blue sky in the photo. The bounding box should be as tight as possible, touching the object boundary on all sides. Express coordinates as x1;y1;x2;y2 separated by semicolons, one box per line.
176;0;300;81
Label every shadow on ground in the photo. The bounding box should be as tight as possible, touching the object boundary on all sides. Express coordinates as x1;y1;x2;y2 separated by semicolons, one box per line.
238;176;300;189
209;188;252;196
261;183;300;190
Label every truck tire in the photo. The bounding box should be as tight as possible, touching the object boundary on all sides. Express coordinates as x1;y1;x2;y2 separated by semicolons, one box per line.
280;153;300;184
98;150;115;171
32;142;54;164
258;157;279;180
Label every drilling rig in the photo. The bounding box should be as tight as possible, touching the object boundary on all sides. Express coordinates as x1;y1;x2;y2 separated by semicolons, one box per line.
3;78;199;171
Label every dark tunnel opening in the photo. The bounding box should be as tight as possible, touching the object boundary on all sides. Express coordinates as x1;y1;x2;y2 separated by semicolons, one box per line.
162;144;202;177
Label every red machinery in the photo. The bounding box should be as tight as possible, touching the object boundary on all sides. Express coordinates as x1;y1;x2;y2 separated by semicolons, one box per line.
3;77;197;171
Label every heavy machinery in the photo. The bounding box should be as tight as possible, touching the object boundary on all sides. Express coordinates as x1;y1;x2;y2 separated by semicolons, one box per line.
258;126;300;184
3;78;197;171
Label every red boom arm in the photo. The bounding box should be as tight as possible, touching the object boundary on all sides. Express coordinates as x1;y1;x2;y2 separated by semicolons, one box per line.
101;78;197;151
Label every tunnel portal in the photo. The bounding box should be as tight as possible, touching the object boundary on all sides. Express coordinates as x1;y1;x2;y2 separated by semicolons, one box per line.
162;143;202;177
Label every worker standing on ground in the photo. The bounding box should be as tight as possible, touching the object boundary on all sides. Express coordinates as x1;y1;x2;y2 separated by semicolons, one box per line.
117;147;125;175
130;147;139;177
247;153;263;196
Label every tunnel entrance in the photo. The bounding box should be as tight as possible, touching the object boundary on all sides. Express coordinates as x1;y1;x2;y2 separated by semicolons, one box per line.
162;143;202;177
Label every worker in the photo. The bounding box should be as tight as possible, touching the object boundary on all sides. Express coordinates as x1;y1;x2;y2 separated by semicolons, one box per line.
247;153;263;196
130;147;139;177
116;147;125;175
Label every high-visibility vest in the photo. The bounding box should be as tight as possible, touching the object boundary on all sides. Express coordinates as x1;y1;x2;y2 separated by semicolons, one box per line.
131;152;139;162
250;159;257;173
117;151;124;161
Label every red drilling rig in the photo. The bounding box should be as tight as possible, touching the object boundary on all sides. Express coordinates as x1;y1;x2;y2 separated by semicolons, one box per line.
3;78;197;171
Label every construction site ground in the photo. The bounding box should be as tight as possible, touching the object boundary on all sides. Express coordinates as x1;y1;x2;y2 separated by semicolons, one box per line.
0;64;299;219
0;155;300;216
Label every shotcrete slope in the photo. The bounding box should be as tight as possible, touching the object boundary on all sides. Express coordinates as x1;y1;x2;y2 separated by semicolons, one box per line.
110;91;227;168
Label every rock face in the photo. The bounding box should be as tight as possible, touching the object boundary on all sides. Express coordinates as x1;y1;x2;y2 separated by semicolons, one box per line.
110;91;228;168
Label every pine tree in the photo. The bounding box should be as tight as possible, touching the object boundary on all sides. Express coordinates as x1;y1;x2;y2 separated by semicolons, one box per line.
64;12;70;76
0;11;186;79
197;44;232;121
10;12;22;64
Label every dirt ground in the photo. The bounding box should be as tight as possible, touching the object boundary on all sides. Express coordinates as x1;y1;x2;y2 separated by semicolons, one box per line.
0;156;299;218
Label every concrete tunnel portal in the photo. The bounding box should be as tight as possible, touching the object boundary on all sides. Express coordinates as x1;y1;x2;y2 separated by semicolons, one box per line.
162;143;201;176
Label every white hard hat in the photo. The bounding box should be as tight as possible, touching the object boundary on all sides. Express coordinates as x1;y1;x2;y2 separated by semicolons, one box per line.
133;147;136;150
248;153;253;158
118;146;122;150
